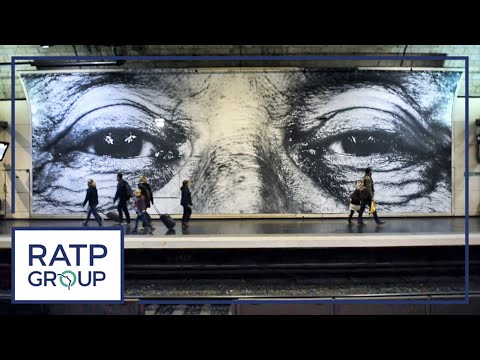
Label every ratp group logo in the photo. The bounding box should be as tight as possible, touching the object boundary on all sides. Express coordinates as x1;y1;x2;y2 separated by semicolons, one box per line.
12;228;124;303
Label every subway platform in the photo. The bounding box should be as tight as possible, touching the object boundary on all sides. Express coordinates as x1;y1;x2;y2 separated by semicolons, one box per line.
0;217;478;249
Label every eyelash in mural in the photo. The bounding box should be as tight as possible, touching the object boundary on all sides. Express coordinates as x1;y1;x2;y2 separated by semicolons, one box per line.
285;105;451;206
75;127;184;161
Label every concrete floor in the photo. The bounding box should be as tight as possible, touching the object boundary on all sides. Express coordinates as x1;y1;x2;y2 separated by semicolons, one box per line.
0;217;475;236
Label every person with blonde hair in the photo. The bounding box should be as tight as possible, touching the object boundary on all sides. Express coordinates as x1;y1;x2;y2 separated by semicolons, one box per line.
132;188;154;234
138;175;154;224
82;179;103;226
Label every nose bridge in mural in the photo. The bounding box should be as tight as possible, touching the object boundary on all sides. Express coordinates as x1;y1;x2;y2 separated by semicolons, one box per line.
191;117;264;213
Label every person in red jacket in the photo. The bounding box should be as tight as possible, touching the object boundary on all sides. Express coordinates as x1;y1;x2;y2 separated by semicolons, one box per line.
132;188;154;234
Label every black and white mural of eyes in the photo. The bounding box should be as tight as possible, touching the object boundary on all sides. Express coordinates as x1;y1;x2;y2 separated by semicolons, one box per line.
48;112;187;182
21;69;461;215
22;71;192;214
284;71;460;213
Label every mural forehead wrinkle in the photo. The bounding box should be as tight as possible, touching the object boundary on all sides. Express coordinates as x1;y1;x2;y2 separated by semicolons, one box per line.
20;69;461;215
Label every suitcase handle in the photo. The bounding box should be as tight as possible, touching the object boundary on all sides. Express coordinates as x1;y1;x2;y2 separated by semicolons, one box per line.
152;203;162;215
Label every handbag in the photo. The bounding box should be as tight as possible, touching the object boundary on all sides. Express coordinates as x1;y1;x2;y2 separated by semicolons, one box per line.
369;200;376;214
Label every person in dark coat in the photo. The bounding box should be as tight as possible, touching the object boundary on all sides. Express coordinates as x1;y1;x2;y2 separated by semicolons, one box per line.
180;180;192;229
138;175;153;225
82;179;103;226
358;167;385;225
113;172;131;225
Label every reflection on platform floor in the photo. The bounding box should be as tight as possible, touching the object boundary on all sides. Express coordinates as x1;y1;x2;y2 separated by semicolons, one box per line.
0;217;476;236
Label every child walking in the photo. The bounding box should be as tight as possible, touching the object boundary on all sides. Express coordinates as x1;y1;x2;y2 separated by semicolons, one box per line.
132;188;154;234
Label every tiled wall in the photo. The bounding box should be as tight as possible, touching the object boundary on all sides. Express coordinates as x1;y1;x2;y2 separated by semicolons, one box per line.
1;45;480;99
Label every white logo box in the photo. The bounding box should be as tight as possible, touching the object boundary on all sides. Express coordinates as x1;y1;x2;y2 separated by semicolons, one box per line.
12;227;124;304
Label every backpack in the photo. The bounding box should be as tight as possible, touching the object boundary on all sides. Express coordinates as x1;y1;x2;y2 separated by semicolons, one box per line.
124;181;134;200
138;183;151;204
350;189;361;205
355;178;366;192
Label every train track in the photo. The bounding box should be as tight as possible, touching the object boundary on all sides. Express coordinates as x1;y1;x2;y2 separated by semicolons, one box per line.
2;258;475;281
123;260;478;278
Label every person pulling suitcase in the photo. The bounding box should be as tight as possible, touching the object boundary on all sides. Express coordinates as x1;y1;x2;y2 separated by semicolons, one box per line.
180;180;192;230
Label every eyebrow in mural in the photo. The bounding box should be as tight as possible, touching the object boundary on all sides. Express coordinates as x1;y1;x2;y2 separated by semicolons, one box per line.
20;69;461;215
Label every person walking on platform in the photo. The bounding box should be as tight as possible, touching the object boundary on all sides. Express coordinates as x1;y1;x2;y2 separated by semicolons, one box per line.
180;180;192;229
82;179;103;226
113;172;132;225
348;184;362;224
132;188;154;234
138;175;154;225
358;167;385;225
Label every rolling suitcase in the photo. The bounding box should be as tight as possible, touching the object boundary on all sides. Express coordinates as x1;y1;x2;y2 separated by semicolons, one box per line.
98;209;120;222
160;214;176;230
106;211;121;222
153;204;176;229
